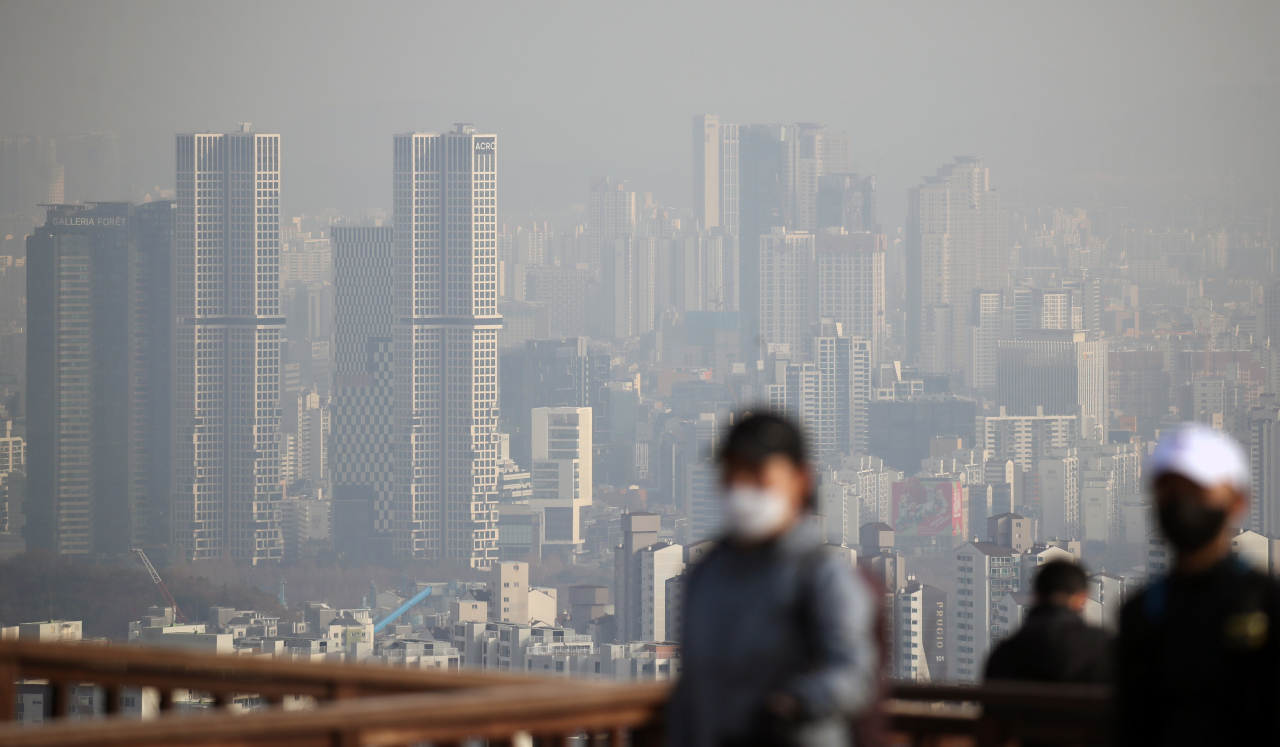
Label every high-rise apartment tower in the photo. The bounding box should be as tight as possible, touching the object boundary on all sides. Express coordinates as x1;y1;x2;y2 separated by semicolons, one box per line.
393;125;501;567
172;125;282;562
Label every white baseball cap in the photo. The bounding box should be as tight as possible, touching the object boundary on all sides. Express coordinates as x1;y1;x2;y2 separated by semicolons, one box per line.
1148;424;1250;492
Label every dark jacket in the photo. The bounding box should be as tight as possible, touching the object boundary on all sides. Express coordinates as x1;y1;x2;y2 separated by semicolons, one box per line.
1117;556;1280;747
984;604;1112;683
667;524;880;747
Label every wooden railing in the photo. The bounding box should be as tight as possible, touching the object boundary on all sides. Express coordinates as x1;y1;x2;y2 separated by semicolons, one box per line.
887;681;1111;746
0;640;1112;746
0;683;670;747
0;638;540;720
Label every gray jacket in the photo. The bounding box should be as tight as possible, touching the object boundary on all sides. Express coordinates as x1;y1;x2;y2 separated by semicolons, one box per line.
668;524;880;747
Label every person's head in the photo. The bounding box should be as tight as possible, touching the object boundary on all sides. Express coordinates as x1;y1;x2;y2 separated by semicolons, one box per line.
1034;559;1090;614
1147;425;1249;565
717;413;812;545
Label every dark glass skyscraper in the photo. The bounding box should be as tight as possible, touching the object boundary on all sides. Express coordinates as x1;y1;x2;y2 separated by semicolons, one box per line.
25;201;173;555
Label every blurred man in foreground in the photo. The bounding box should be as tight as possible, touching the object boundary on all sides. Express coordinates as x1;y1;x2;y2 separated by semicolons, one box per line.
1117;424;1280;746
985;559;1111;683
668;414;880;747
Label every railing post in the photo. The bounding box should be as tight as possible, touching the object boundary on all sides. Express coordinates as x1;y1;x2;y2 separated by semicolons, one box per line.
0;657;16;722
102;684;121;715
49;681;70;719
158;688;174;713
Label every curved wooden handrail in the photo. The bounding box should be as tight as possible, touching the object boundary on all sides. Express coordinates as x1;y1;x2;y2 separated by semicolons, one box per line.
0;638;535;699
0;682;672;747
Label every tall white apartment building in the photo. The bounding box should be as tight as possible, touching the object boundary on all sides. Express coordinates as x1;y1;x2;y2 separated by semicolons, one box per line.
639;542;685;642
1078;440;1140;545
906;157;1007;374
602;237;656;339
693;115;722;230
296;390;329;485
1037;448;1080;540
817;230;886;366
1040;289;1073;330
173;125;283;562
490;561;530;624
1249;401;1280;537
588;178;636;240
978;407;1078;472
808;324;871;458
530;407;593;550
951;541;1019;683
833;455;902;524
967;289;1004;392
758;228;817;354
330;225;396;557
893;577;947;682
393;125;501;566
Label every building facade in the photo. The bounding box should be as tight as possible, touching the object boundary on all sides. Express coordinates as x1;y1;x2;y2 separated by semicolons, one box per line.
171;126;283;562
330;225;396;558
393;125;501;566
530;407;593;551
25;201;173;555
906;157;1007;373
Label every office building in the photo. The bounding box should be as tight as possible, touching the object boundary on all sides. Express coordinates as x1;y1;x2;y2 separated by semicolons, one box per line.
392;125;501;566
997;330;1107;426
25;202;173;555
530;407;593;552
817;230;885;366
906;157;1007;373
330;225;395;558
867;397;978;473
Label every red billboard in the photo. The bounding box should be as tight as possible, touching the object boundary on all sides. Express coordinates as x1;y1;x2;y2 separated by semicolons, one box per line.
892;477;963;536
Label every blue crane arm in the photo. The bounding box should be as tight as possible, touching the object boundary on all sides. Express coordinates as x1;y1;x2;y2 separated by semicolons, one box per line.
373;587;433;634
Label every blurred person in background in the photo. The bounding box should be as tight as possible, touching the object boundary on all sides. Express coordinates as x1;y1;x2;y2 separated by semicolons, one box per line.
667;413;881;747
985;559;1111;683
1117;424;1280;746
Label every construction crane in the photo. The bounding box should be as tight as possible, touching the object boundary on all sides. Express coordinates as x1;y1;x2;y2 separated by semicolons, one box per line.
132;549;188;624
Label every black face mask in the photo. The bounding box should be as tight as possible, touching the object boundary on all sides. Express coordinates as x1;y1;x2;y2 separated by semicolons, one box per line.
1157;495;1227;555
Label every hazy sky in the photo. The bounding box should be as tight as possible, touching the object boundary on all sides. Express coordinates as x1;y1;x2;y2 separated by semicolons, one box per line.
3;0;1278;227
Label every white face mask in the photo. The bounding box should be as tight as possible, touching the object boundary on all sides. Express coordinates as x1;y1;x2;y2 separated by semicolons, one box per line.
724;486;791;543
